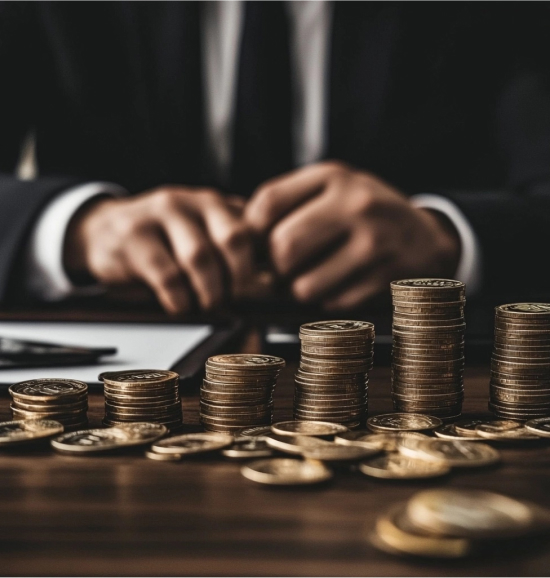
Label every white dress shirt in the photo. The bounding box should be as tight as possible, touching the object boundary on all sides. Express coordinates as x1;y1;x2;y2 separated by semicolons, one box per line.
24;0;482;301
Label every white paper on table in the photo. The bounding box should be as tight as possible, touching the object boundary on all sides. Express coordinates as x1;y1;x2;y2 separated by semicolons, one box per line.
0;321;213;385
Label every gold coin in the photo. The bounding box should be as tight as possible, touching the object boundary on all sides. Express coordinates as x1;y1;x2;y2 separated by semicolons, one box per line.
475;420;540;440
300;443;379;461
145;450;182;462
434;424;482;441
398;437;500;467
240;458;333;485
335;430;428;451
238;425;274;437
299;320;375;337
370;504;471;559
206;354;285;371
367;413;442;432
0;419;64;446
406;489;537;538
100;369;179;385
51;427;150;454
359;454;450;479
271;420;349;437
265;434;333;454
221;437;273;459
151;432;233;455
524;417;550;437
9;378;88;401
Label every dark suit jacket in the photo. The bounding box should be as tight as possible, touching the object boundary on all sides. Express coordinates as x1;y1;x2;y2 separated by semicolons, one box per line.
1;1;550;302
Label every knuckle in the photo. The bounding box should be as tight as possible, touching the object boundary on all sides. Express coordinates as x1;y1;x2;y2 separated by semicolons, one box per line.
252;185;278;220
292;278;315;303
270;228;296;270
154;189;179;212
183;242;211;270
217;223;248;251
321;160;348;178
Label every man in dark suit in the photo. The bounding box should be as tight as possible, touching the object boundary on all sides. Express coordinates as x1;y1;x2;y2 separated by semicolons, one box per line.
1;2;549;313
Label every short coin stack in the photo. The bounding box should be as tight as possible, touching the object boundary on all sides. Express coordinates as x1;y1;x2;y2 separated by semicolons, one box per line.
200;354;285;434
390;279;466;420
9;378;88;429
490;303;550;420
294;320;374;428
101;370;182;430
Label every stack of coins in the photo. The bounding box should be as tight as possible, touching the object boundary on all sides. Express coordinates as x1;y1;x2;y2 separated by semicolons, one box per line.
9;378;88;429
101;370;182;430
390;279;466;420
200;354;285;434
294;320;375;428
490;303;550;420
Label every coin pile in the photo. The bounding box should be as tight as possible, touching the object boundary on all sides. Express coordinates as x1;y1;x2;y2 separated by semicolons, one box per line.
101;370;182;430
295;320;374;428
490;303;550;420
9;378;88;429
200;354;285;433
390;279;466;420
371;489;550;559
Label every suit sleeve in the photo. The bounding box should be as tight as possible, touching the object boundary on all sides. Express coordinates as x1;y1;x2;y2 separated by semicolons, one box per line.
0;3;85;302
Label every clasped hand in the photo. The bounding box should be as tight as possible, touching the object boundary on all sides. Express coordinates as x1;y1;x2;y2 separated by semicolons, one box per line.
66;162;460;313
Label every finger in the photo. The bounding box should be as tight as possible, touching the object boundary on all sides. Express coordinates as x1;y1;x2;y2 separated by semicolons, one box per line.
245;161;346;233
269;192;348;276
322;266;391;311
290;236;375;303
124;233;191;314
162;212;224;310
199;199;255;297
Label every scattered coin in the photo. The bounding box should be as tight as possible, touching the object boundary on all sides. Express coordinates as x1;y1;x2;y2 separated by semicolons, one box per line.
265;434;333;455
51;426;159;454
0;419;64;446
454;418;487;435
525;417;550;438
238;426;274;437
434;424;482;441
241;458;333;485
145;450;182;462
271;420;349;437
300;444;379;462
398;437;500;467
222;437;274;459
359;454;450;479
370;503;473;558
151;432;233;455
475;420;540;441
335;430;428;452
367;413;442;433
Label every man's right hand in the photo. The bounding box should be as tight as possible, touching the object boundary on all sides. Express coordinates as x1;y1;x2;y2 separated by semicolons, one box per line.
63;186;255;314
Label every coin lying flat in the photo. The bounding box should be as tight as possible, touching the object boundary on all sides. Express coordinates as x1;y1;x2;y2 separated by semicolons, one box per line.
151;432;233;455
359;454;450;479
0;419;64;446
271;421;349;437
222;437;273;459
406;489;537;539
398;437;500;467
241;458;333;485
238;426;274;437
367;413;442;433
434;424;482;441
145;450;182;462
300;444;379;462
335;431;428;452
9;378;88;401
475;420;540;441
525;417;550;438
51;428;144;454
371;503;472;558
453;418;487;435
265;434;333;455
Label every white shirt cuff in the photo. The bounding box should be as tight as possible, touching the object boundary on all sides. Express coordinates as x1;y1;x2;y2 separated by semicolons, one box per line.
25;182;127;301
410;194;483;296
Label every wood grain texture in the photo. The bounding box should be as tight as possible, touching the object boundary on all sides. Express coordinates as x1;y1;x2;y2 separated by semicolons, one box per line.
1;362;550;577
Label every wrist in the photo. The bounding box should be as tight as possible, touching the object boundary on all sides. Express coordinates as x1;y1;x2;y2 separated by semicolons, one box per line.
420;208;461;278
63;195;114;285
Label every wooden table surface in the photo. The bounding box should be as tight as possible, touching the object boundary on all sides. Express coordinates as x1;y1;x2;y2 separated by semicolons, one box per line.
1;351;550;576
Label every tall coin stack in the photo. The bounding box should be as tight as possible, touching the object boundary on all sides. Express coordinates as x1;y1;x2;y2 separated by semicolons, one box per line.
490;303;550;420
295;321;375;428
101;370;182;430
390;279;466;420
200;354;285;434
9;378;88;429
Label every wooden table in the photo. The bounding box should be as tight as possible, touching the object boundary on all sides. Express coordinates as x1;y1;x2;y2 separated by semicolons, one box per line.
1;346;550;576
